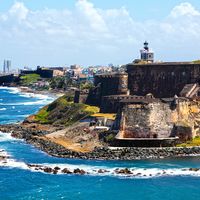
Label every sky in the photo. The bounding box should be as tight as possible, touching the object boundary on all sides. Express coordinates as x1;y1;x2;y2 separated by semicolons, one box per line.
0;0;200;68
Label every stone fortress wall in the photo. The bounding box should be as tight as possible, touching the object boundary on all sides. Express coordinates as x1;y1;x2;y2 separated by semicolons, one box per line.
88;62;200;114
84;62;200;143
77;42;200;144
116;98;200;141
127;63;200;98
86;72;128;108
94;72;128;97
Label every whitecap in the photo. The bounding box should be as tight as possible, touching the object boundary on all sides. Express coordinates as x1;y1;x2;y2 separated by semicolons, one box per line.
0;132;18;142
38;164;200;178
2;158;200;179
0;87;54;106
0;159;29;170
4;87;20;94
0;108;6;111
0;99;51;106
19;93;52;101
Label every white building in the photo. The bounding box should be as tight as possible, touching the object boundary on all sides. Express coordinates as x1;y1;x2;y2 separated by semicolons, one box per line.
140;41;154;63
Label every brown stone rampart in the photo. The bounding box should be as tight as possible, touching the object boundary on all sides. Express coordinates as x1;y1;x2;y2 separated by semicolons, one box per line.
127;63;200;98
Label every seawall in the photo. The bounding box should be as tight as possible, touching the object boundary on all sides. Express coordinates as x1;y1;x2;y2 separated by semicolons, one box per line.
21;134;200;160
1;124;200;160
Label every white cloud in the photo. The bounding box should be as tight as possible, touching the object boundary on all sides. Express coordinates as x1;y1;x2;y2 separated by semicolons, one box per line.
9;2;29;20
0;1;200;67
170;2;200;18
75;0;107;32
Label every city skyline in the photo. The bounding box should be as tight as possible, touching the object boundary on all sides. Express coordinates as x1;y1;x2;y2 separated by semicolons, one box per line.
0;0;200;68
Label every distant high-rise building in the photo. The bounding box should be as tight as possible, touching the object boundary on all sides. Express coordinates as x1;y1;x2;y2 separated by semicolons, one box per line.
3;60;6;73
3;60;11;74
6;60;11;72
140;41;154;63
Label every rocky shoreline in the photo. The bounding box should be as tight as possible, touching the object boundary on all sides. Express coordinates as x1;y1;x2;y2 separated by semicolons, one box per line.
29;138;200;160
1;139;200;178
1;124;200;160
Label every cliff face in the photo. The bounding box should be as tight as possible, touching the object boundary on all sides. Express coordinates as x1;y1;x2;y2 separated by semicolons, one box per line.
117;99;200;142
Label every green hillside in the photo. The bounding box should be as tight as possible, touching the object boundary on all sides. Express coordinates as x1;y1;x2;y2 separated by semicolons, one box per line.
33;94;99;126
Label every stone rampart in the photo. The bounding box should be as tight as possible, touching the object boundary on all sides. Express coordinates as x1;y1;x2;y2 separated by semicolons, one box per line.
127;63;200;98
117;98;200;141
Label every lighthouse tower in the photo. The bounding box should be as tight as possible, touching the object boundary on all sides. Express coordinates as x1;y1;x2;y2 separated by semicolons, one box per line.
140;41;154;63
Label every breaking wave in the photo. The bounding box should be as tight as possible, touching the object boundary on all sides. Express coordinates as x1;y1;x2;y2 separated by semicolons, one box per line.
0;132;19;142
0;87;20;94
19;93;53;100
0;87;54;106
0;158;29;170
1;158;200;178
0;108;6;111
0;100;50;106
0;96;53;106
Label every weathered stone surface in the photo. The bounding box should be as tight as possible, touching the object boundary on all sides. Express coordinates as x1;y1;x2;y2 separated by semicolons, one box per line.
127;63;200;98
117;98;200;141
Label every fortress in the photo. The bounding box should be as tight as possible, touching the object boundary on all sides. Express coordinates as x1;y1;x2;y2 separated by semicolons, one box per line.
80;42;200;146
127;62;200;98
85;42;200;113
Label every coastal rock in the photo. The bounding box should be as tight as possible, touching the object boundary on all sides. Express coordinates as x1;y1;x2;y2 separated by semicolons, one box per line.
115;168;132;175
73;168;86;175
54;166;60;171
61;168;72;174
98;169;105;173
189;168;199;172
43;167;53;173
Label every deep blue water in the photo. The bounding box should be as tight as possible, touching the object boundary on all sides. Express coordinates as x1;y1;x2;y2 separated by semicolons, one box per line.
0;87;200;200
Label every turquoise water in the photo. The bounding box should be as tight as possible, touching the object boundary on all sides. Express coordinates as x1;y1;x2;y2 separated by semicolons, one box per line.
0;87;200;200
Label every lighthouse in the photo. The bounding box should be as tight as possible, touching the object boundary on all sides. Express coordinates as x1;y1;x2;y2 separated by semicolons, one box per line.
140;41;154;63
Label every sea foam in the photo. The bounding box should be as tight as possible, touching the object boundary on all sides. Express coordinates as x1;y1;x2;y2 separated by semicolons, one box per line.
0;87;20;94
1;157;200;179
0;87;54;106
0;132;19;142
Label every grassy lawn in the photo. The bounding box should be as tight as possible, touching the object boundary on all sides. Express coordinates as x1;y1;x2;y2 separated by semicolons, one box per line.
20;74;40;85
177;136;200;147
193;60;200;64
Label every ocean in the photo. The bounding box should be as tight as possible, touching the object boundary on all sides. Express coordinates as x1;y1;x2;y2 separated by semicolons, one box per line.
0;87;200;200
